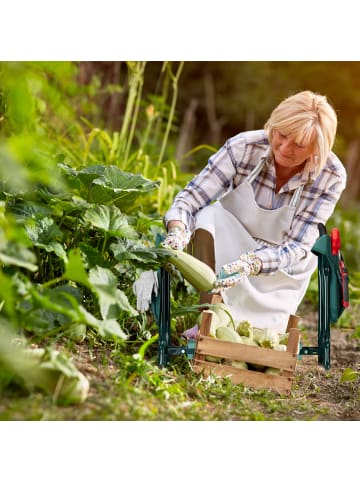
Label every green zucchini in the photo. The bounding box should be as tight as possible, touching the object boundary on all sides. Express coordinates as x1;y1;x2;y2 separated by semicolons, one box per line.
165;247;216;292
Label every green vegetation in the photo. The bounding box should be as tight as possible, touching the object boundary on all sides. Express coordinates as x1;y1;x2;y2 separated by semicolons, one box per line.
0;61;359;421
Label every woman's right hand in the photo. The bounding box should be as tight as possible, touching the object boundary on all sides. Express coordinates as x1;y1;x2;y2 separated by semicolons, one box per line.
162;223;191;251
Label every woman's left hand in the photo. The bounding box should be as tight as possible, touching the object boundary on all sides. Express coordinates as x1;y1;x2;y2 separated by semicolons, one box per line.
212;253;262;291
212;272;247;291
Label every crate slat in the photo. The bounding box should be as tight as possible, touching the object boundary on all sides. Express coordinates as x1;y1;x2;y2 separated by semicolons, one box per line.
192;360;293;395
196;335;297;370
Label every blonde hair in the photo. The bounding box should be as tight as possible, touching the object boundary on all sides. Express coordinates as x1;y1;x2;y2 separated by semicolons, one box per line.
264;90;337;175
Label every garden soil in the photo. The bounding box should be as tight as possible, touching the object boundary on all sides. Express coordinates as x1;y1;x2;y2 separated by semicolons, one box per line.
290;309;359;420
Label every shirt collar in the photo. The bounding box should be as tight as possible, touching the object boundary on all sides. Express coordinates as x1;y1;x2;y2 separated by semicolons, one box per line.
261;147;316;185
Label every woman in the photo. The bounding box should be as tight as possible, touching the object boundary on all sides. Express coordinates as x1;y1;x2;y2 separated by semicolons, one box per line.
163;90;347;333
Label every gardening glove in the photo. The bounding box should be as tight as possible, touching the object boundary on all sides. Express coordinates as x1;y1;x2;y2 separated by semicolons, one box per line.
162;225;192;251
212;252;262;292
132;270;159;312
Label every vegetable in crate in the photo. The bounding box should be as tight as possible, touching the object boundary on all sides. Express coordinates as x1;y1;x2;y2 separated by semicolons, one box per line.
274;344;287;352
231;360;248;370
201;303;235;337
236;320;253;338
279;332;289;345
203;317;293;374
253;327;280;349
240;336;259;347
211;302;236;329
215;326;243;343
238;335;264;371
205;354;223;363
264;367;281;375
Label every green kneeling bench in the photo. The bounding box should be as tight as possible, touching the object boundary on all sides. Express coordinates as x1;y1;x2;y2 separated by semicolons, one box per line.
151;223;350;371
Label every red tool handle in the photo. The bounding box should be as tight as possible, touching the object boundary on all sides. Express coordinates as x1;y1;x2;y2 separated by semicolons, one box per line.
331;228;341;256
340;259;350;308
331;228;349;308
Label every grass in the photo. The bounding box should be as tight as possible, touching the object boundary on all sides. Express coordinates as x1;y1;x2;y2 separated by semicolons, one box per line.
1;294;359;422
0;335;334;422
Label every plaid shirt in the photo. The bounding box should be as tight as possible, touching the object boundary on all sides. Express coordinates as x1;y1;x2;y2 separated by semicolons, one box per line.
164;130;347;274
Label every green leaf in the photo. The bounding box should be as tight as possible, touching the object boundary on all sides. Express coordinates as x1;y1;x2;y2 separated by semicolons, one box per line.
77;306;127;340
115;289;138;317
8;199;53;219
0;251;38;271
25;216;63;243
340;367;359;383
38;241;68;261
38;187;91;216
63;249;92;289
0;229;38;271
0;272;16;317
75;164;106;186
98;319;128;340
88;166;159;211
89;266;138;319
25;285;81;325
25;216;67;260
40;348;80;378
35;285;83;327
99;166;158;192
78;242;111;269
111;240;170;269
82;204;138;239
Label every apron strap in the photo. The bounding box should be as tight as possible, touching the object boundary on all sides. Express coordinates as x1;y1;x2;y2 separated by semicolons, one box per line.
289;184;304;208
247;156;304;209
246;157;267;184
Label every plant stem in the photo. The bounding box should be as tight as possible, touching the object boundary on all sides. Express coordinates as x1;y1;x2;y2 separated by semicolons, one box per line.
118;62;146;168
41;276;65;289
157;61;184;168
124;64;146;167
101;233;108;257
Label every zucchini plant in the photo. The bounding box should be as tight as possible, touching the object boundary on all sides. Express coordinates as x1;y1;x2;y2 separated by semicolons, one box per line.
0;162;173;343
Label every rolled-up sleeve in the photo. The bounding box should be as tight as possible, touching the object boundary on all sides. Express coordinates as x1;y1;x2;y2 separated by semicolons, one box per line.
164;140;243;231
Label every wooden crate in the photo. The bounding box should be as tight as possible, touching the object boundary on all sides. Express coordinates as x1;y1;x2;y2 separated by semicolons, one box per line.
191;295;301;395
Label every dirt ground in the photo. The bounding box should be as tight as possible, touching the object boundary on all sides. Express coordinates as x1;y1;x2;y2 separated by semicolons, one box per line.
0;303;358;421
292;309;359;420
52;304;360;422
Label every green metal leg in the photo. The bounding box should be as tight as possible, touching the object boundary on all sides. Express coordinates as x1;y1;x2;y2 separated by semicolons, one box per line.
153;267;196;368
318;262;331;370
157;267;171;369
151;234;195;367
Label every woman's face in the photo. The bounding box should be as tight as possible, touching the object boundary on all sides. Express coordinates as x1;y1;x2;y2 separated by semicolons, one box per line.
271;130;315;169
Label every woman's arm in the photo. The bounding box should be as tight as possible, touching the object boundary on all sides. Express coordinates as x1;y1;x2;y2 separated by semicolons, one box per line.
164;134;257;231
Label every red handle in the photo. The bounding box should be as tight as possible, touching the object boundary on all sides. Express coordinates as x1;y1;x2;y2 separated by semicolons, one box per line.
331;228;341;256
340;259;350;308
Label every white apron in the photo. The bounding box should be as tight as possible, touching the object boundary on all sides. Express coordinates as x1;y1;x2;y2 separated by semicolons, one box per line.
194;157;317;333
